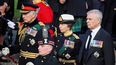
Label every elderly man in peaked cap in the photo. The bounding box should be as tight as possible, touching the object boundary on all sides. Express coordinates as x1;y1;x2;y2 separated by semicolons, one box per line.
1;2;59;65
13;2;41;65
18;2;58;65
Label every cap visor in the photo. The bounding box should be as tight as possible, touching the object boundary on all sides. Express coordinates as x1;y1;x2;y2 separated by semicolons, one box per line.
20;10;30;14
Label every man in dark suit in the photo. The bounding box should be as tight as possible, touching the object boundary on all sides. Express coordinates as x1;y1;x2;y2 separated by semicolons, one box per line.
79;9;115;65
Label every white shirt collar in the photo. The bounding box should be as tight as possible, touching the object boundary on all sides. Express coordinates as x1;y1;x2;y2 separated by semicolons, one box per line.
91;25;101;36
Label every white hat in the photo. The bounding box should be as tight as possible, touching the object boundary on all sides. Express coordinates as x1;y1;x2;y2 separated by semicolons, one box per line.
61;14;74;21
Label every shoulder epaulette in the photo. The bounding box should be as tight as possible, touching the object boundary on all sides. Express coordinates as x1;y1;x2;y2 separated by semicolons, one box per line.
72;34;80;39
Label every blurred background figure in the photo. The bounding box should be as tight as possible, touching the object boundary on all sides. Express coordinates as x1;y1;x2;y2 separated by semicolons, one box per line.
48;0;87;35
0;0;14;62
32;0;53;24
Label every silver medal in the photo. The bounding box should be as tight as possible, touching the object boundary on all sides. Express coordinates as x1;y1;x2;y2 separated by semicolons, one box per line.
26;62;34;65
94;51;100;58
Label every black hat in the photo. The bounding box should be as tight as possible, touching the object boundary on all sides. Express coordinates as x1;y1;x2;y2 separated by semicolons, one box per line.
20;2;39;14
59;14;75;24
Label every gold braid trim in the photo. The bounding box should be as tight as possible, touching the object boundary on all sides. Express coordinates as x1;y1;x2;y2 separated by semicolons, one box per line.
72;34;80;39
18;25;26;43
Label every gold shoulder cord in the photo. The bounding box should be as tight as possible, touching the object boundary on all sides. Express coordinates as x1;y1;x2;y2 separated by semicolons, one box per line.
72;34;80;39
18;24;27;43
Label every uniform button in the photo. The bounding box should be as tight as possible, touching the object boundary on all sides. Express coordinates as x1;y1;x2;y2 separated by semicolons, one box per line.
63;54;65;56
63;62;65;64
64;48;67;50
53;56;56;58
9;45;12;47
58;40;59;42
41;60;44;62
19;56;21;58
52;25;54;27
25;57;27;59
19;43;21;45
56;46;58;47
27;44;30;47
43;57;46;59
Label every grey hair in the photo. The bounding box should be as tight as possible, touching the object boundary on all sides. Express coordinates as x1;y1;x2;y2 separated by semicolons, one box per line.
30;11;36;15
87;9;103;23
31;8;40;17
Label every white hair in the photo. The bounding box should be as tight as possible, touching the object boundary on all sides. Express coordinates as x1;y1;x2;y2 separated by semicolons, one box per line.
87;9;103;23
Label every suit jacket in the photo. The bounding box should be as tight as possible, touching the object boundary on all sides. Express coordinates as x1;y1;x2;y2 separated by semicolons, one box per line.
79;28;115;65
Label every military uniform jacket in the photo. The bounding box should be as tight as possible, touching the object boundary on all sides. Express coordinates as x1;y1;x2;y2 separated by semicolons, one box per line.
14;20;54;65
57;33;82;65
17;19;43;65
17;19;60;65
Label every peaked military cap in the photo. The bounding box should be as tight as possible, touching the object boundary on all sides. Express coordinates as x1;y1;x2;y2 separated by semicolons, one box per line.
20;2;39;14
59;14;75;24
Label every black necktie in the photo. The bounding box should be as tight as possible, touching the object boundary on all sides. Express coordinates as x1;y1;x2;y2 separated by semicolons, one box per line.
83;31;92;64
87;34;92;49
86;31;92;50
83;32;92;64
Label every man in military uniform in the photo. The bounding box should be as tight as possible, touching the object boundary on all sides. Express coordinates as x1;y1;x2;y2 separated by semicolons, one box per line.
17;2;42;65
2;2;60;65
57;14;82;65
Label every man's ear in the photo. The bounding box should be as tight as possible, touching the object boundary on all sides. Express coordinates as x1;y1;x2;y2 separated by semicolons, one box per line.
4;2;8;7
59;17;63;21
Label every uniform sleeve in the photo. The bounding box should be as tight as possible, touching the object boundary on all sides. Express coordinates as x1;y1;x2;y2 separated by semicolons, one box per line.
75;39;82;59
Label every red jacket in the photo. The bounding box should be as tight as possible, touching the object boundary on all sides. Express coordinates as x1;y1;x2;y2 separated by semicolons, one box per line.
36;2;53;24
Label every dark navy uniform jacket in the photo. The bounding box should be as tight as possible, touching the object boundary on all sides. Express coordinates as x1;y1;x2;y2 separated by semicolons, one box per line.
57;33;82;65
9;19;60;65
18;19;42;65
